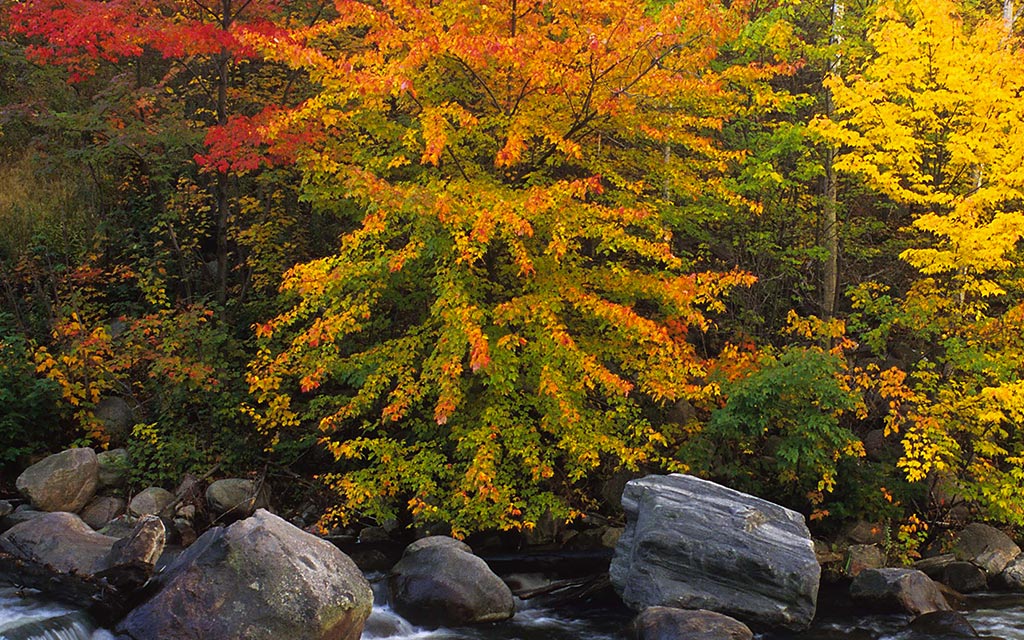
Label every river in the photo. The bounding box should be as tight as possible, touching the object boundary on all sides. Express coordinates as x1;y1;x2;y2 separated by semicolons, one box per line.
2;583;1023;639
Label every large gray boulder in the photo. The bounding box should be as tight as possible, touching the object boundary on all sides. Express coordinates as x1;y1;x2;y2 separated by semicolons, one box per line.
16;448;99;513
388;536;515;627
0;511;117;574
128;487;175;518
850;568;951;616
609;474;820;630
80;496;126;530
954;523;1020;578
115;509;372;640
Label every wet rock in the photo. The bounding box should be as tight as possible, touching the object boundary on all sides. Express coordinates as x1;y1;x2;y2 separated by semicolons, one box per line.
389;536;514;627
16;448;98;513
0;511;116;574
80;496;126;530
116;509;372;640
609;474;820;630
631;607;753;640
953;523;1020;578
129;487;175;518
941;561;987;594
845;544;886;577
96;448;129;491
99;515;138;539
107;515;165;570
0;501;11;518
850;568;952;616
907;610;980;638
205;478;269;520
915;553;956;580
999;552;1024;591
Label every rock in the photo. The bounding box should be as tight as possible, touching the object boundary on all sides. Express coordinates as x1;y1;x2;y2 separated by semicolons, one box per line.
358;526;391;544
908;610;980;638
845;544;886;577
205;478;269;520
403;535;473;557
389;537;515;627
93;397;134;445
941;561;987;594
0;501;12;518
362;608;415;639
602;527;624;549
862;429;890;462
0;508;46;532
609;474;820;630
107;515;165;571
99;515;138;539
845;520;886;545
954;523;1020;578
15;448;99;513
999;552;1024;591
96;448;129;491
522;509;562;546
849;568;952;616
115;509;372;640
631;607;753;640
0;511;117;574
129;487;175;517
915;553;956;580
80;496;126;530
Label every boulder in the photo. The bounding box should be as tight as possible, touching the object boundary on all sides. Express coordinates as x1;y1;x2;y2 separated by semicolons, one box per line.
850;568;952;616
845;544;886;577
845;520;886;545
80;496;126;530
914;553;956;580
0;511;117;575
953;523;1020;578
115;509;372;640
941;561;987;594
96;448;129;491
0;508;45;533
205;478;269;520
107;515;165;571
999;552;1024;591
0;501;12;518
388;536;515;627
907;611;980;638
94;397;135;445
609;474;820;630
129;487;175;517
15;448;99;513
631;607;753;640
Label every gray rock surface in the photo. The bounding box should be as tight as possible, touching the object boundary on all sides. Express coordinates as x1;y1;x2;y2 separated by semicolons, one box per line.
389;537;514;627
16;448;98;512
0;511;116;574
954;523;1020;577
1000;552;1024;591
850;568;951;616
609;474;820;630
107;515;165;571
205;478;269;519
914;553;956;579
941;561;987;593
115;509;372;640
631;607;753;640
403;535;473;557
93;397;134;445
80;496;126;530
845;544;886;577
129;487;175;517
907;610;980;638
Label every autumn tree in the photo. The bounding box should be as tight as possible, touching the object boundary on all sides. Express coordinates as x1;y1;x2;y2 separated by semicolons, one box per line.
242;0;772;534
818;0;1024;523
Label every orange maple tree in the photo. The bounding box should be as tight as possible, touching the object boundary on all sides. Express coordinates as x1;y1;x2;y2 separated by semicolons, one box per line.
243;0;771;533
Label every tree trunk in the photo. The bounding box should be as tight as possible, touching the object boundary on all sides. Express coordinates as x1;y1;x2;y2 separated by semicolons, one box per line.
820;0;844;319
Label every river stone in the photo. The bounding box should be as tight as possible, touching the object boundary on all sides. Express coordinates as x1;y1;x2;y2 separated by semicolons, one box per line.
850;568;952;616
129;487;175;517
907;610;980;638
0;511;117;574
0;501;11;518
107;515;165;570
954;523;1021;577
205;478;269;519
609;474;820;630
941;561;987;593
845;544;886;577
15;448;98;513
999;552;1024;591
115;509;372;640
915;553;956;579
389;538;515;627
96;448;129;490
631;607;753;640
403;535;473;557
80;496;126;529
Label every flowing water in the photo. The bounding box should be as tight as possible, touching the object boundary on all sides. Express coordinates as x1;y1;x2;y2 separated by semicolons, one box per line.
3;580;1024;639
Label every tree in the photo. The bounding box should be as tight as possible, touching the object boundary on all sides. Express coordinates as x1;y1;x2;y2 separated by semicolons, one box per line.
244;0;768;534
818;0;1024;523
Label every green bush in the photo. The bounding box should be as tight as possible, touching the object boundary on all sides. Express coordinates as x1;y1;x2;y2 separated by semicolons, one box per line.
0;314;61;471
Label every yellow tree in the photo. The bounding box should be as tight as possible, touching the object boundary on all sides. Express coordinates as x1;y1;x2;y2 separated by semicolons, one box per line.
817;0;1024;522
242;0;770;534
